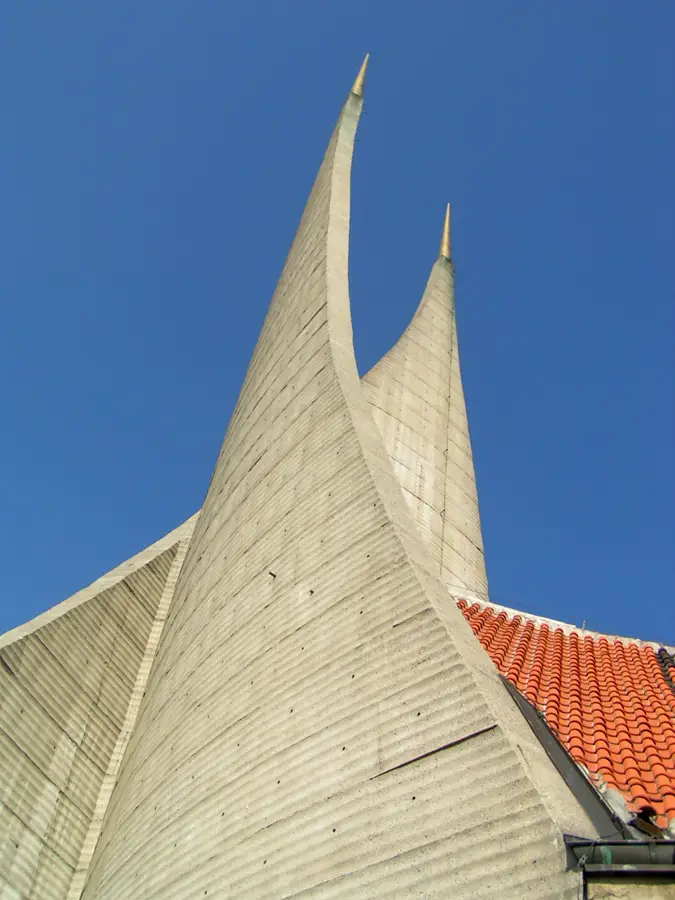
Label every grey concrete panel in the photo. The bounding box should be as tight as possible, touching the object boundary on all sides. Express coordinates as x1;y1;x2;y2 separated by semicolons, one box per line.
0;520;195;899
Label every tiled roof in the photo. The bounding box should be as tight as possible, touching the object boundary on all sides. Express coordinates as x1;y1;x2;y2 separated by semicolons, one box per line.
457;598;675;832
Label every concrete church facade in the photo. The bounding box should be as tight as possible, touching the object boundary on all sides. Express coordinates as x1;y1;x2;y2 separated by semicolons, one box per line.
1;58;673;899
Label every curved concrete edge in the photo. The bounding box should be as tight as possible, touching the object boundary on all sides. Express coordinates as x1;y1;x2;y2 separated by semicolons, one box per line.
0;515;199;650
324;100;599;852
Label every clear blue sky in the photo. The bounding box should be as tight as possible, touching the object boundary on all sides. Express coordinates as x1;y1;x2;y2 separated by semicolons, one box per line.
1;2;673;643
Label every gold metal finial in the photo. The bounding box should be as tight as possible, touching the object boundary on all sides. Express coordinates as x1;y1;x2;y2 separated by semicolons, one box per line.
440;203;451;259
351;53;370;97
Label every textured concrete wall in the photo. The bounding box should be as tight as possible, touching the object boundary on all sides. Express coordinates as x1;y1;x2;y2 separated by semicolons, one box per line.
0;519;194;900
362;255;489;598
588;880;675;899
78;82;597;899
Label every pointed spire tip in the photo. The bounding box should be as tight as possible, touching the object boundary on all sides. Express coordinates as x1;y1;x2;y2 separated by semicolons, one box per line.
440;202;451;259
351;53;370;98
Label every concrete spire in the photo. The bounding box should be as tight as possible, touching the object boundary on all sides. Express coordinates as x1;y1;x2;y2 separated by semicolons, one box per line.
362;210;489;599
14;63;596;900
350;53;370;97
440;202;451;259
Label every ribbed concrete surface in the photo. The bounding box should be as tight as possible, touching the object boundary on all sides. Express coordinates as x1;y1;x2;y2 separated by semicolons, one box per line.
0;519;195;899
76;83;595;899
362;256;488;598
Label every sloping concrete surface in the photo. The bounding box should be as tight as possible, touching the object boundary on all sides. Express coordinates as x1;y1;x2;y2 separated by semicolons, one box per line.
0;517;196;899
71;77;597;899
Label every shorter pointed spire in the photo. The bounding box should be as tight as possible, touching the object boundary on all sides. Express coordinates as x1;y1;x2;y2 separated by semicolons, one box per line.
351;53;370;98
440;203;451;259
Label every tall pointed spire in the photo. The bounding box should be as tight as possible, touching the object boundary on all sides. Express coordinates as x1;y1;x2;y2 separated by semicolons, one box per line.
440;202;451;259
362;208;488;598
67;63;592;900
350;53;370;97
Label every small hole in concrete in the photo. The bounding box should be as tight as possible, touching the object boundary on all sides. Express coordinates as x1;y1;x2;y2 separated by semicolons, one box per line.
342;746;346;751
416;712;420;716
332;828;336;833
290;708;293;713
412;796;416;800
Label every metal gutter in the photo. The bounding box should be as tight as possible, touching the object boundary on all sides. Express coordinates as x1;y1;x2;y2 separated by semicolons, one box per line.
565;836;675;897
583;864;675;876
565;837;675;868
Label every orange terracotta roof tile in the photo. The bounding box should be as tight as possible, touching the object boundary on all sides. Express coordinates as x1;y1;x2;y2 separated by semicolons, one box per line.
457;598;675;832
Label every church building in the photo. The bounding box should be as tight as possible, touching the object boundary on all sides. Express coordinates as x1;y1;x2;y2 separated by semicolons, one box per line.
1;56;673;900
